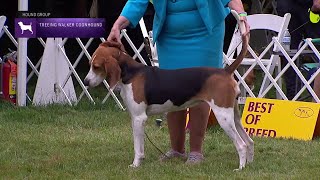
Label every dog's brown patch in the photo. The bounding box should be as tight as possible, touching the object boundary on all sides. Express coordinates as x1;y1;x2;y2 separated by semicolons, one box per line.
130;73;147;104
100;41;126;53
104;56;121;88
245;69;255;90
193;72;237;108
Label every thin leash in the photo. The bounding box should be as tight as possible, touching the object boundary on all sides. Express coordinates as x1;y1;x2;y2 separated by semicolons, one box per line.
289;21;310;34
252;20;310;53
145;131;169;158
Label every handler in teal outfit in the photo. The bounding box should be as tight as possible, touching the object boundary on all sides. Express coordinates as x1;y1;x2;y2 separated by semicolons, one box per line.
108;0;249;163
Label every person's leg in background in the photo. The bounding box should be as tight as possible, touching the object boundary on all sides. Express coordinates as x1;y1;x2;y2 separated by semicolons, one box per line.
313;74;320;101
282;11;304;100
277;0;305;100
305;7;320;101
283;2;319;100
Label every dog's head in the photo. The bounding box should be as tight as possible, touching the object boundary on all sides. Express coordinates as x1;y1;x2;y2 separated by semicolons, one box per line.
84;41;125;88
18;22;23;26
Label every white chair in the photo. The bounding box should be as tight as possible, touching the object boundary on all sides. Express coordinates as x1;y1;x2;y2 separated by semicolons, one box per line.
225;13;291;100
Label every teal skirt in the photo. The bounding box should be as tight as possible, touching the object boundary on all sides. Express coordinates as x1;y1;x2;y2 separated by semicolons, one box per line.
156;0;225;70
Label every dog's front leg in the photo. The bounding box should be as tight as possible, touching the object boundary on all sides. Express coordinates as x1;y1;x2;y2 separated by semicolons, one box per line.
129;113;148;168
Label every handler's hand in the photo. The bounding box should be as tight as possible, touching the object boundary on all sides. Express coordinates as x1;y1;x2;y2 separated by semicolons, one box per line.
107;25;121;43
311;0;320;14
240;16;250;36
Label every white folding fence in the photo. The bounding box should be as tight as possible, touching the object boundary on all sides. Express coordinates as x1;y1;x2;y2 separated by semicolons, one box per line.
224;12;320;103
1;15;320;108
225;35;320;103
278;38;320;102
0;16;152;109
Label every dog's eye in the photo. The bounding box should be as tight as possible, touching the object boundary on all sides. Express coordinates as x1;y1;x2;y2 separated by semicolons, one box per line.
93;65;99;70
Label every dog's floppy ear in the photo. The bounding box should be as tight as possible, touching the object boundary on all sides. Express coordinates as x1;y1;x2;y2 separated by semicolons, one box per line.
100;41;126;52
105;56;121;88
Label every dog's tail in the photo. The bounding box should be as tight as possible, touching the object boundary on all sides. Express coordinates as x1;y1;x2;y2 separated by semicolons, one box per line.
224;34;249;74
224;10;249;74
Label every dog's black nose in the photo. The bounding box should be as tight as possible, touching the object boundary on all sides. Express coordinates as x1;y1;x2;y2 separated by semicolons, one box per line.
83;79;89;86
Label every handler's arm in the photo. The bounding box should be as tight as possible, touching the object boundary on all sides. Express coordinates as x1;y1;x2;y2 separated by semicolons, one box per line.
227;0;245;14
108;0;149;43
311;0;320;14
227;0;250;35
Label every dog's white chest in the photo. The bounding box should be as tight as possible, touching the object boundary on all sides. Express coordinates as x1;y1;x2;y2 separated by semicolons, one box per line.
120;83;148;116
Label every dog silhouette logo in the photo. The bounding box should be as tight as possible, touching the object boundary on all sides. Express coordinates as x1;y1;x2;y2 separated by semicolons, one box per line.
17;21;33;34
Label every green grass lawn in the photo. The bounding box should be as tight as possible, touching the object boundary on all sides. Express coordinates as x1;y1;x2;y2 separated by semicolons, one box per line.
1;97;320;179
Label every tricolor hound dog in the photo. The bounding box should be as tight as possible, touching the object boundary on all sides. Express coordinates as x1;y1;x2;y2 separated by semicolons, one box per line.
84;19;253;171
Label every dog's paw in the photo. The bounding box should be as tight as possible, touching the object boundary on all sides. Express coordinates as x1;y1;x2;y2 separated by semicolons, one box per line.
233;166;244;172
233;163;246;172
129;157;144;168
129;163;140;168
233;168;241;172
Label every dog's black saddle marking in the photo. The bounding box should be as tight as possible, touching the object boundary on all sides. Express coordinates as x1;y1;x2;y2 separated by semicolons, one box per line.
144;67;217;106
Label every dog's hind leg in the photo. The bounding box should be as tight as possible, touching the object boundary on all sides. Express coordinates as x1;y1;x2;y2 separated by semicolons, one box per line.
233;100;254;163
207;100;247;171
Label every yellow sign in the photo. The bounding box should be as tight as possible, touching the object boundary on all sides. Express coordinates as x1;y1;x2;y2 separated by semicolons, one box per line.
241;97;320;141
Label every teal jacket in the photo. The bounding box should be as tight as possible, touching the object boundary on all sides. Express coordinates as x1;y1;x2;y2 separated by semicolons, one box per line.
121;0;231;43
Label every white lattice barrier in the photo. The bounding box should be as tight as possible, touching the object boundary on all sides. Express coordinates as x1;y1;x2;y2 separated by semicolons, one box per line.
265;38;320;102
3;15;319;106
38;30;148;109
224;35;286;102
224;36;320;103
224;13;294;103
1;17;151;109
